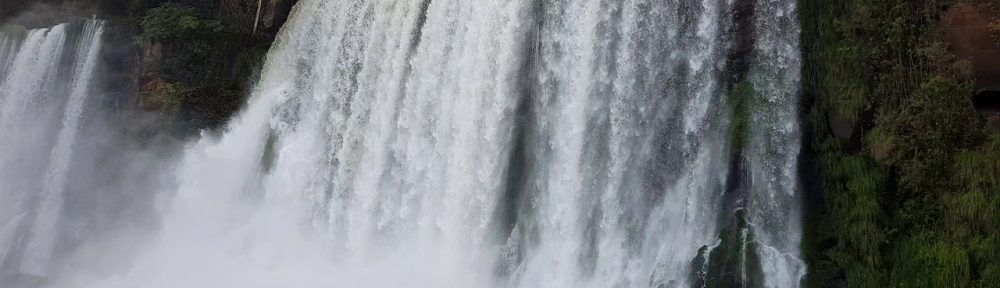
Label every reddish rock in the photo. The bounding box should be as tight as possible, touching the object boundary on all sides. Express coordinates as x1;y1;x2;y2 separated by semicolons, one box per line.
944;4;1000;91
136;42;164;110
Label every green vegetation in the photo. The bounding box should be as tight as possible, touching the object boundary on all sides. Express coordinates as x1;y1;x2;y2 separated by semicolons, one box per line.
137;2;269;131
823;155;888;287
139;3;222;42
140;81;189;115
801;0;1000;287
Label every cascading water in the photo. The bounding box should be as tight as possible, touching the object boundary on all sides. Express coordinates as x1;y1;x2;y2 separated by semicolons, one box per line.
746;0;806;286
1;1;803;287
0;19;105;278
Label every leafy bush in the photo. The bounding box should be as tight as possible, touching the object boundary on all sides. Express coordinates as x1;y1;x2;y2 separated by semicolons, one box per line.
141;81;190;114
824;155;888;288
878;75;979;193
822;41;870;123
139;3;222;42
137;2;266;130
890;234;971;288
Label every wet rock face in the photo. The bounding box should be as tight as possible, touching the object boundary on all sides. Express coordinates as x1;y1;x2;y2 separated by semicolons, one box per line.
136;42;164;110
727;0;756;84
262;0;296;33
218;0;298;35
944;3;1000;91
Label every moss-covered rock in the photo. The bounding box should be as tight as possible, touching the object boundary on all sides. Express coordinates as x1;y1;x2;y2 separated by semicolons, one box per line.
692;209;765;288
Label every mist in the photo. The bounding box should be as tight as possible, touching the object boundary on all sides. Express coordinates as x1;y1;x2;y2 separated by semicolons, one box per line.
2;2;95;28
0;15;181;288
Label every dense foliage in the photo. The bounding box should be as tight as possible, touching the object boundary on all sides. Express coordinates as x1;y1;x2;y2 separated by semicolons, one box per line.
800;0;1000;287
136;2;270;131
140;3;223;41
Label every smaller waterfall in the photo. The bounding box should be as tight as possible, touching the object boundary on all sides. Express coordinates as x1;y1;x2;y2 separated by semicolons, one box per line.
0;19;106;278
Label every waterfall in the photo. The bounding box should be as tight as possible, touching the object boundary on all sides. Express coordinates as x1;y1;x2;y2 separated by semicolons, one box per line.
1;1;803;287
0;19;105;278
747;0;806;286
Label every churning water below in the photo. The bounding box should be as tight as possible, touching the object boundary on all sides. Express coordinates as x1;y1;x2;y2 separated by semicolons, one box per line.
0;0;804;287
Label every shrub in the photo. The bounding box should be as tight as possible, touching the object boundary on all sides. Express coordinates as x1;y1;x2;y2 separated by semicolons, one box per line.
890;234;972;288
141;82;190;114
878;75;979;193
139;3;221;42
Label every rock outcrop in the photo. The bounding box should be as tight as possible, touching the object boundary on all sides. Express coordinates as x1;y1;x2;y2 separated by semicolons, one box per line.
944;3;1000;91
944;3;1000;133
136;42;164;110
